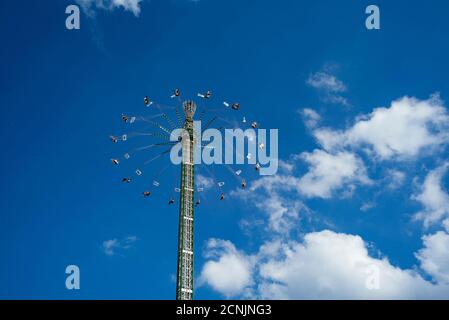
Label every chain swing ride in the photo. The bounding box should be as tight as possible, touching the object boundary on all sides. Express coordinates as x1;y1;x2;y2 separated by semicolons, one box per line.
109;88;262;300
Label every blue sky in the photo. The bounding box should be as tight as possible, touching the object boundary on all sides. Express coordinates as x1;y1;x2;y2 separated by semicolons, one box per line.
1;0;449;299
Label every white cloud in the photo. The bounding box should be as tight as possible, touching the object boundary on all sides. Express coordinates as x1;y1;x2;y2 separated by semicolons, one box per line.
360;202;376;212
257;231;449;299
306;70;350;106
444;219;449;233
314;95;449;160
206;93;449;298
200;87;449;299
198;239;255;298
297;150;371;199
241;150;371;202
386;169;406;190
253;194;304;234
324;95;350;106
412;163;449;227
233;174;305;233
416;230;449;284
278;160;294;173
102;235;137;256
76;0;143;17
307;71;346;93
196;174;214;191
231;150;371;233
200;231;449;299
311;128;346;152
300;108;321;129
200;91;449;299
102;239;119;256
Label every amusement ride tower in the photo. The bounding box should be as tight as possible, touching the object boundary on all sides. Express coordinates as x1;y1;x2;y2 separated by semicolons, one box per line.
176;101;196;300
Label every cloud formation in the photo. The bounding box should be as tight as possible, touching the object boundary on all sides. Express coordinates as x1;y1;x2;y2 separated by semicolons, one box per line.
306;69;350;106
200;92;449;299
196;174;215;191
297;150;371;199
76;0;143;17
416;230;449;285
199;239;255;298
102;235;137;256
412;163;449;227
233;173;306;233
232;150;371;229
313;95;449;160
300;108;321;129
200;230;449;299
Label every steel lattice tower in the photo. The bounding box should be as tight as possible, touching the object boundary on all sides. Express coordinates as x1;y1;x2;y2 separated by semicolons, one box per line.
176;101;196;300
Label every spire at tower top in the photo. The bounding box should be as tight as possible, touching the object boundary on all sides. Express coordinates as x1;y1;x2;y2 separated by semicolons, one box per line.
183;100;197;120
